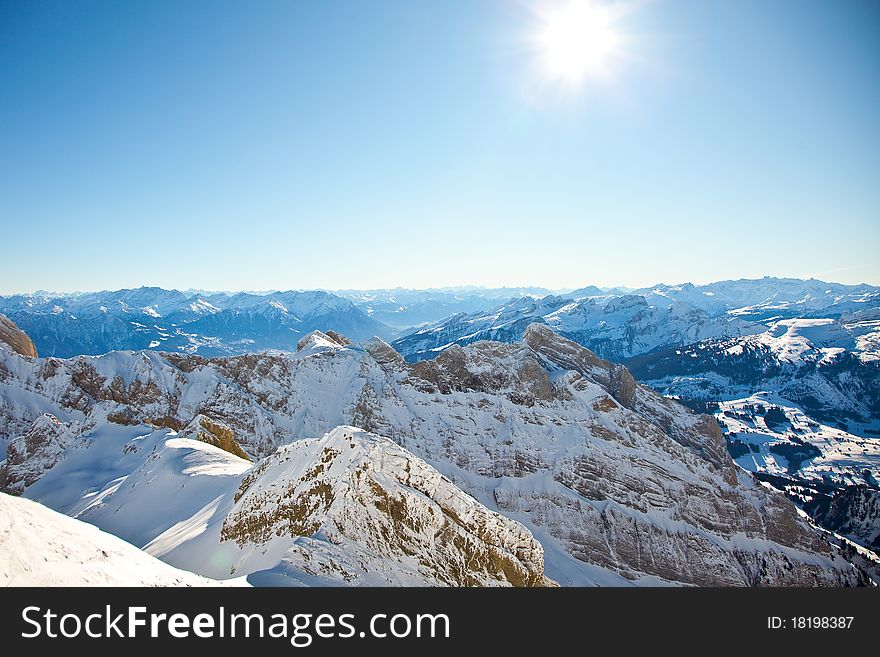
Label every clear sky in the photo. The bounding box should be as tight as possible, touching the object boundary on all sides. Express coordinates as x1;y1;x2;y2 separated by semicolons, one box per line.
1;0;878;293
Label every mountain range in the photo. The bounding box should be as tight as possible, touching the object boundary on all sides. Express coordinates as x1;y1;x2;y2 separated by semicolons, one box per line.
0;322;871;585
1;276;878;586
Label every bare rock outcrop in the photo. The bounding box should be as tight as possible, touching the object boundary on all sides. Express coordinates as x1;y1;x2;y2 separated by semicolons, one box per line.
0;314;37;358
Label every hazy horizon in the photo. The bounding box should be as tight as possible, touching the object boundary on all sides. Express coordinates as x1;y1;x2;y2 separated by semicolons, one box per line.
2;273;879;298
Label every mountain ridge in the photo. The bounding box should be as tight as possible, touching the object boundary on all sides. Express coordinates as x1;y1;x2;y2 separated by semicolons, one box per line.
0;325;867;585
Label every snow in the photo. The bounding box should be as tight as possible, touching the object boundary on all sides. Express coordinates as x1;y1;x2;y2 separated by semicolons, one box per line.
715;395;880;488
189;299;220;314
0;493;239;586
756;318;854;363
144;494;225;558
394;292;765;362
294;330;348;358
16;421;548;586
0;327;868;586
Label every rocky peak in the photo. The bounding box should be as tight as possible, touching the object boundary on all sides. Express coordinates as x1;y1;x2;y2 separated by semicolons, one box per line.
0;314;37;358
409;340;556;404
523;322;610;379
324;330;352;346
222;426;553;586
295;330;350;354
364;337;406;368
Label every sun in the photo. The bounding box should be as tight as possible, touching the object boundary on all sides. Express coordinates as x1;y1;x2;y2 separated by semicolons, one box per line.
534;0;621;84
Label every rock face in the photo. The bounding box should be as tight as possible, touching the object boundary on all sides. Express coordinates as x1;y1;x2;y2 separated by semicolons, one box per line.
0;314;37;358
0;324;869;585
179;415;251;462
0;414;79;494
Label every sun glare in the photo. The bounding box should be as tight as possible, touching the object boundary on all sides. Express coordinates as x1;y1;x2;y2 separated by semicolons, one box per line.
535;0;621;84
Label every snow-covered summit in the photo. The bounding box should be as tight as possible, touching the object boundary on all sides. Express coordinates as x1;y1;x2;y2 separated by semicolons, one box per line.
225;426;552;586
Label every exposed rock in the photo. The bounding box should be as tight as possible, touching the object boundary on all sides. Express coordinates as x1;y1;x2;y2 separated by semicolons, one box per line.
0;327;868;585
222;427;552;586
0;314;37;358
410;341;555;405
523;322;609;375
0;414;79;494
179;415;251;461
364;337;407;369
608;364;636;409
324;330;352;347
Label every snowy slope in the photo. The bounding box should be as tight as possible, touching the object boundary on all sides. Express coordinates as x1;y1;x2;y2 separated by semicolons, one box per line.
5;422;550;587
0;328;866;585
715;395;879;489
0;493;233;586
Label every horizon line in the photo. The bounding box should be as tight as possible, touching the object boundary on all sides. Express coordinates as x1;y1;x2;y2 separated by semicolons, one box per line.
2;275;879;298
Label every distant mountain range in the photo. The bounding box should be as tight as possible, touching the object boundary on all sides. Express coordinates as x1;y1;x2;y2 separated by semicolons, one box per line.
0;288;390;357
5;278;877;361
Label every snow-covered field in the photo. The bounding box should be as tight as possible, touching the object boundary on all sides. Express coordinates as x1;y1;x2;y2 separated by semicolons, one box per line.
715;394;880;490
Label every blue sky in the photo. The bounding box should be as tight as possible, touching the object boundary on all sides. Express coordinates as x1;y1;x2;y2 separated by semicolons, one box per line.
1;0;878;293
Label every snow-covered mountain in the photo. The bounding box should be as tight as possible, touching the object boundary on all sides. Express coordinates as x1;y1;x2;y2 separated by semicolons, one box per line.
1;411;550;585
392;294;764;363
627;318;880;428
0;493;232;586
0;328;867;585
391;278;880;364
45;421;547;586
713;396;879;490
335;287;554;330
390;283;880;491
630;327;880;547
0;288;393;358
633;278;880;320
8;279;877;363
